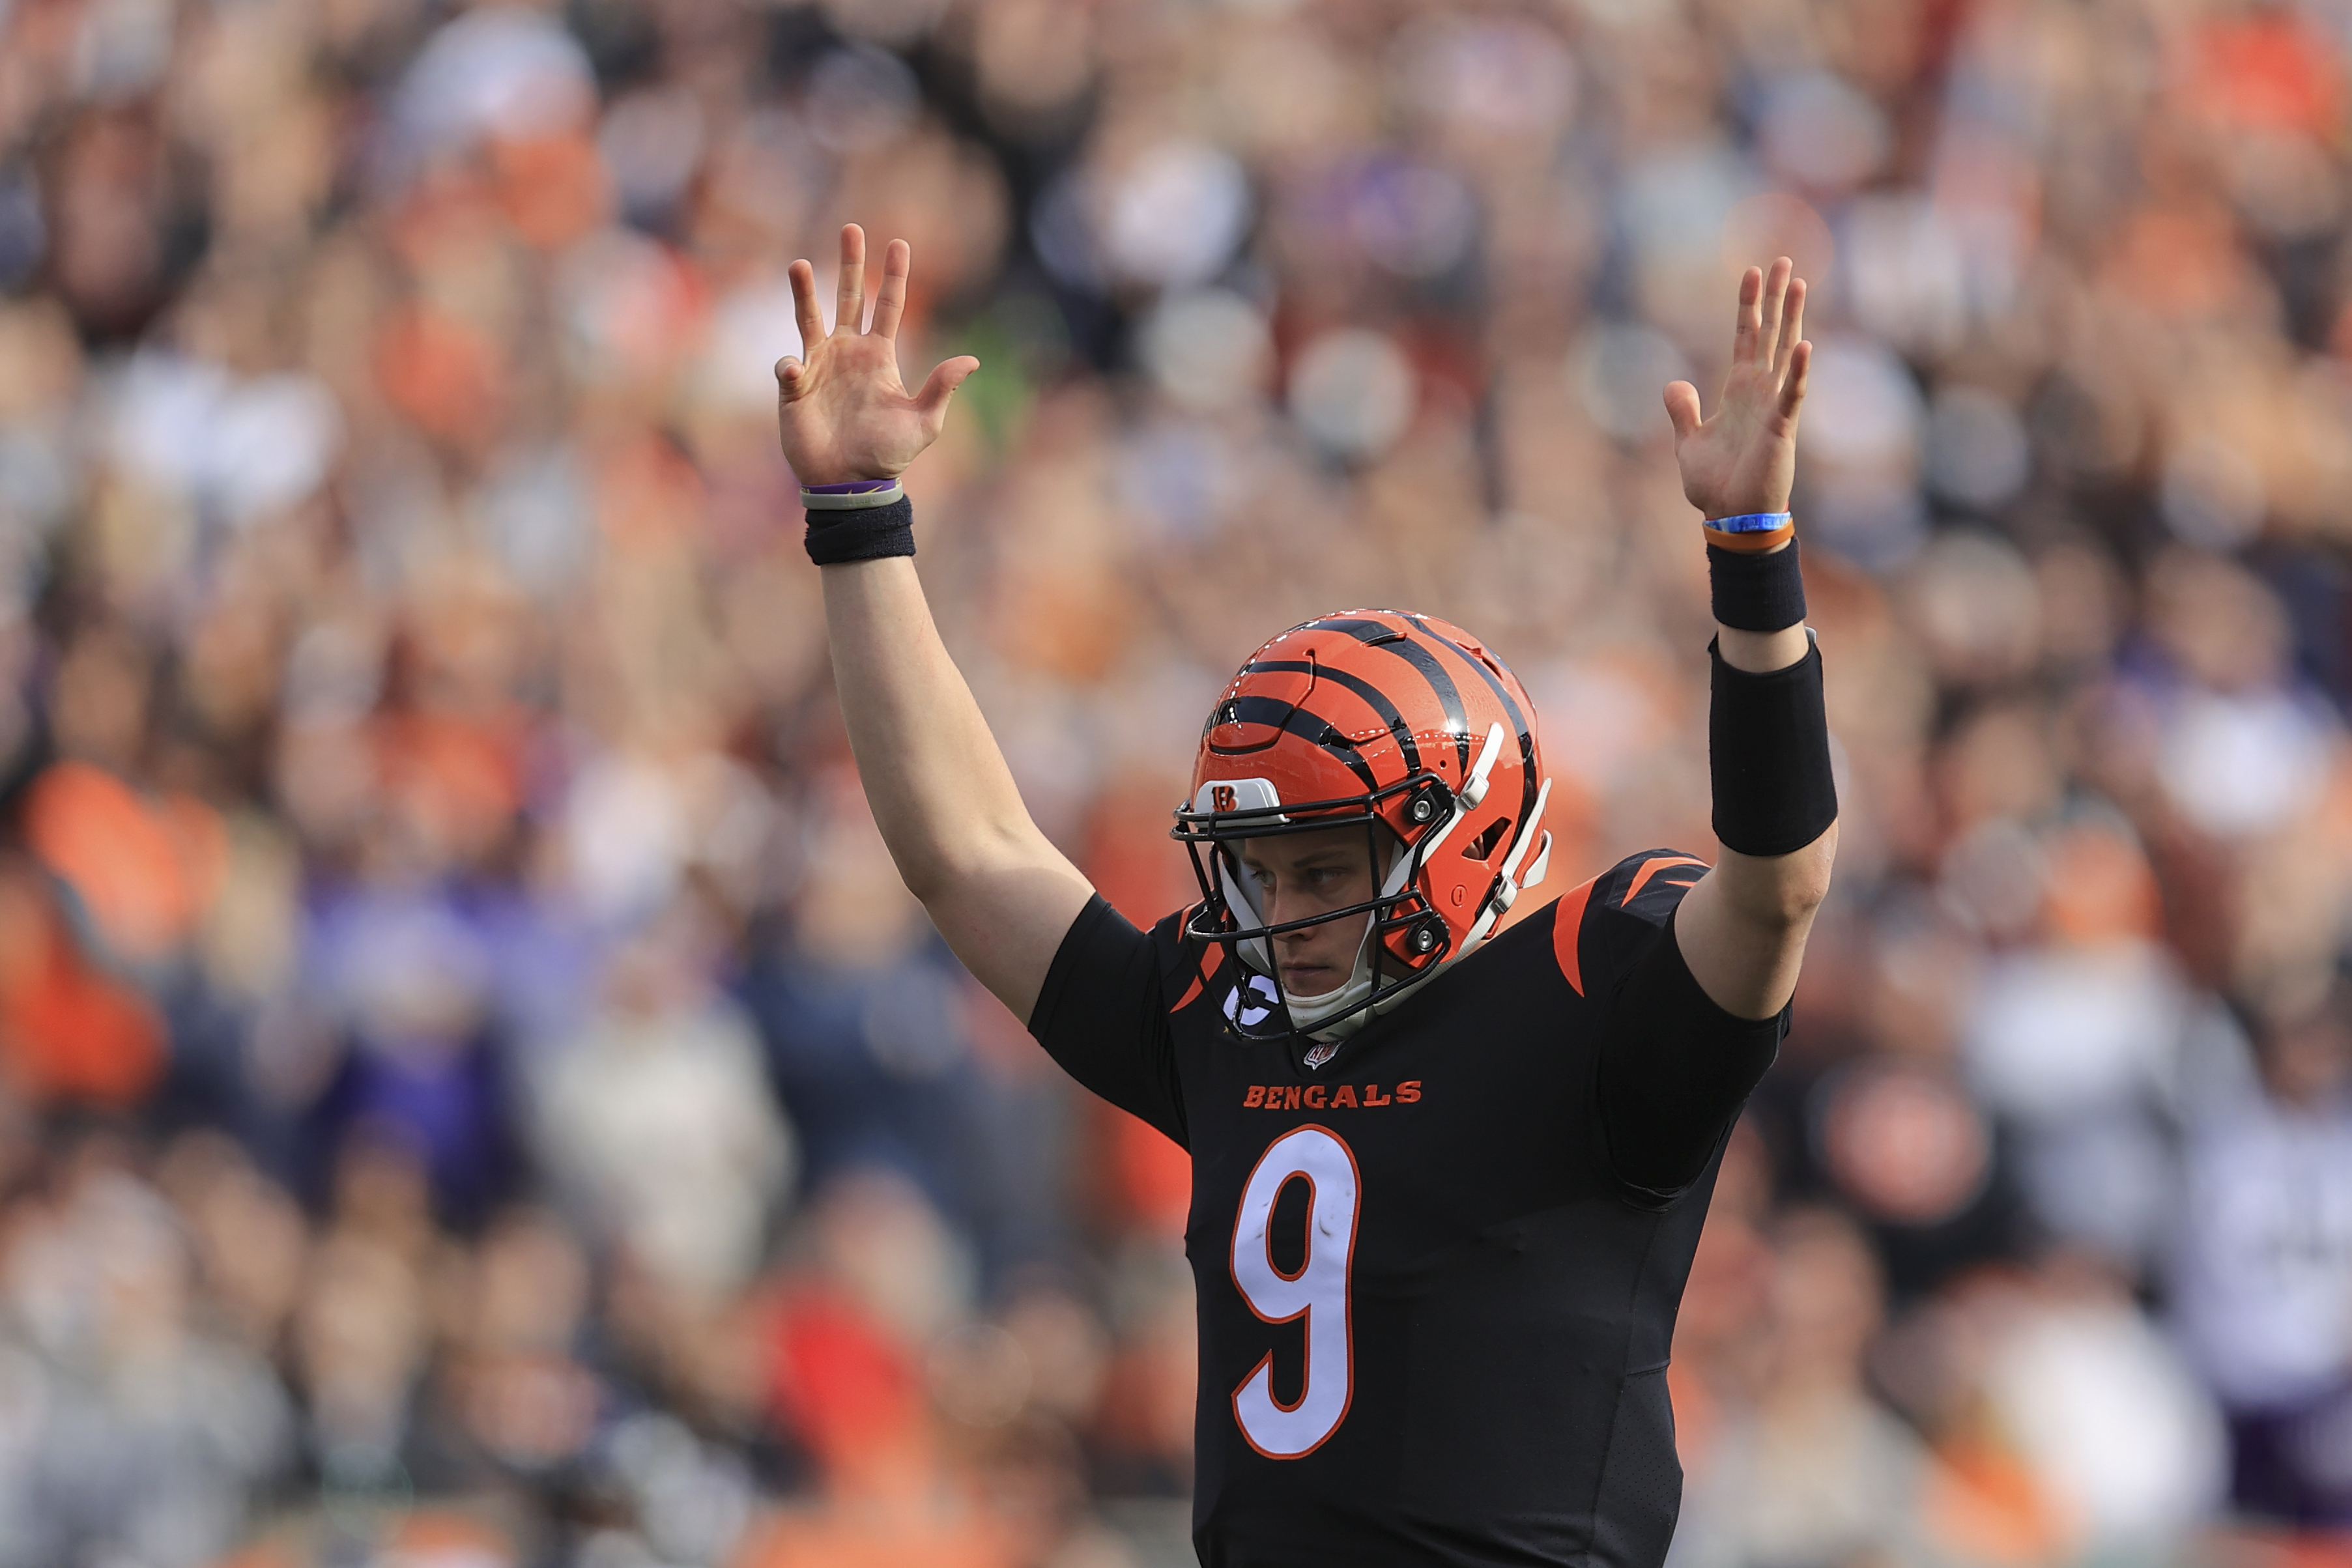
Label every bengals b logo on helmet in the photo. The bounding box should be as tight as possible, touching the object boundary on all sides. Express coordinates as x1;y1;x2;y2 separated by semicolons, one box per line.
1212;784;1237;814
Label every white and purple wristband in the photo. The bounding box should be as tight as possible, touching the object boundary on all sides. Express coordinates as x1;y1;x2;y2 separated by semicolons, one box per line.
801;477;906;510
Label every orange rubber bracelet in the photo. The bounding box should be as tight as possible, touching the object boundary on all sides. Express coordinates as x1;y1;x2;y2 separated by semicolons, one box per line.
1702;521;1796;553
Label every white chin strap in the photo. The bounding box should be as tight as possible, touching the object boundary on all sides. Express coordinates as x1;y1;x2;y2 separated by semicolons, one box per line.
1257;725;1554;1044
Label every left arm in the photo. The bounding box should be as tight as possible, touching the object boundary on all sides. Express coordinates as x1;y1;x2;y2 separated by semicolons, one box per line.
1659;258;1837;1019
1586;261;1832;1198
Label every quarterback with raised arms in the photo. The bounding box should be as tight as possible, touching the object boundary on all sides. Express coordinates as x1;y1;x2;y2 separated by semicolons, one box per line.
777;223;1837;1567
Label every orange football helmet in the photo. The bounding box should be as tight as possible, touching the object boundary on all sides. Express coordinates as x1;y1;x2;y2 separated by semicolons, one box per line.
1172;609;1554;1044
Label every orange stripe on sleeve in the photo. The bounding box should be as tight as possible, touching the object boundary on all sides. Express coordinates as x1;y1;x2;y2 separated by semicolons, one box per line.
1551;875;1600;996
1622;855;1708;907
1172;941;1227;1012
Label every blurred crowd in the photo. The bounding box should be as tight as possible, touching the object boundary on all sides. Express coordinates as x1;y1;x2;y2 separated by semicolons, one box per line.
0;0;2348;1563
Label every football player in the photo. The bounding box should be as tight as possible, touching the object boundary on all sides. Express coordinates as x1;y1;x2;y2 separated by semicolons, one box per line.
777;223;1835;1567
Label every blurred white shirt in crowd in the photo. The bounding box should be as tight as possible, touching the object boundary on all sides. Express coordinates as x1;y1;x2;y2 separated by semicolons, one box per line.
2174;1093;2352;1408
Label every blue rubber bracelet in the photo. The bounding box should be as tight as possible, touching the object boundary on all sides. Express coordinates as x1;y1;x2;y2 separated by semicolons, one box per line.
1706;511;1793;534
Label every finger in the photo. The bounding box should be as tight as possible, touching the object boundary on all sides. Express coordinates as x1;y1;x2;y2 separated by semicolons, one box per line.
1663;380;1702;442
788;259;825;347
837;223;867;334
872;238;911;341
1774;340;1812;425
774;354;804;397
916;355;981;427
1732;266;1762;363
1774;278;1807;380
1758;257;1792;368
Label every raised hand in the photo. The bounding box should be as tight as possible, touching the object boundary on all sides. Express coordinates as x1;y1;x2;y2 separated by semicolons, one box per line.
775;224;979;487
1662;259;1811;522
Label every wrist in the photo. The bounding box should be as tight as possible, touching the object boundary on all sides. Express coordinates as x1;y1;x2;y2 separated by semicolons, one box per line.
788;458;904;488
805;492;915;563
1706;535;1805;632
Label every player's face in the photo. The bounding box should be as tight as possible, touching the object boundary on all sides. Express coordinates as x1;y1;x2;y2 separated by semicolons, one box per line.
1235;825;1384;998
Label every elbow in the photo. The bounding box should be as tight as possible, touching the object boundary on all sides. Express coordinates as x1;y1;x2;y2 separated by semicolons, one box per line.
1768;866;1834;927
1720;821;1837;927
1731;882;1828;934
891;818;1038;908
1775;838;1837;922
871;829;961;905
896;858;953;906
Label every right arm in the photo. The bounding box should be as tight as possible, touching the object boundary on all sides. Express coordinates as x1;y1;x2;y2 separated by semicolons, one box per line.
779;225;1093;1021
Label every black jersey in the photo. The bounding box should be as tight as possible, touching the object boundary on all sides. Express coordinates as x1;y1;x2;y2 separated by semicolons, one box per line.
1029;849;1784;1568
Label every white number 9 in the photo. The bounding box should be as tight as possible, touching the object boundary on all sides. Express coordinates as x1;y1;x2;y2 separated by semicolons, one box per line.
1230;1124;1360;1458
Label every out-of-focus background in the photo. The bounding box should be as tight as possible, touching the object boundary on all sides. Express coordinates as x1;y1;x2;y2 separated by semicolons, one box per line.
0;0;2347;1563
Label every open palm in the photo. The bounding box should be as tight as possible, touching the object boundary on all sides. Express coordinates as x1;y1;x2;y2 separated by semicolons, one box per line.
1663;259;1811;521
775;225;978;487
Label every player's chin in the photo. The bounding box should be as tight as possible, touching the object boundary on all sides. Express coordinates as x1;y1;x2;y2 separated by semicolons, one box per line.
1281;965;1342;996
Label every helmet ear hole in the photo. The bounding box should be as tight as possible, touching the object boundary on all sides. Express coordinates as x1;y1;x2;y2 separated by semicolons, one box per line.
1461;816;1512;861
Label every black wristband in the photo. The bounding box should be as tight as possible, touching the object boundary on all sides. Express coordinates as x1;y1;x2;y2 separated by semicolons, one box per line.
805;496;915;565
1710;634;1837;857
1708;537;1806;632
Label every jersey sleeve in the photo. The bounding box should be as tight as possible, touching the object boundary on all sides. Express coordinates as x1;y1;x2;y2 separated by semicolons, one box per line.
1025;894;1190;1150
1562;848;1785;1205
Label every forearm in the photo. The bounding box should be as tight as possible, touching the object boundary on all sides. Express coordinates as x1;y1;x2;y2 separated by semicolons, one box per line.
1714;620;1806;676
821;556;1054;896
1676;543;1837;1018
1710;608;1835;924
